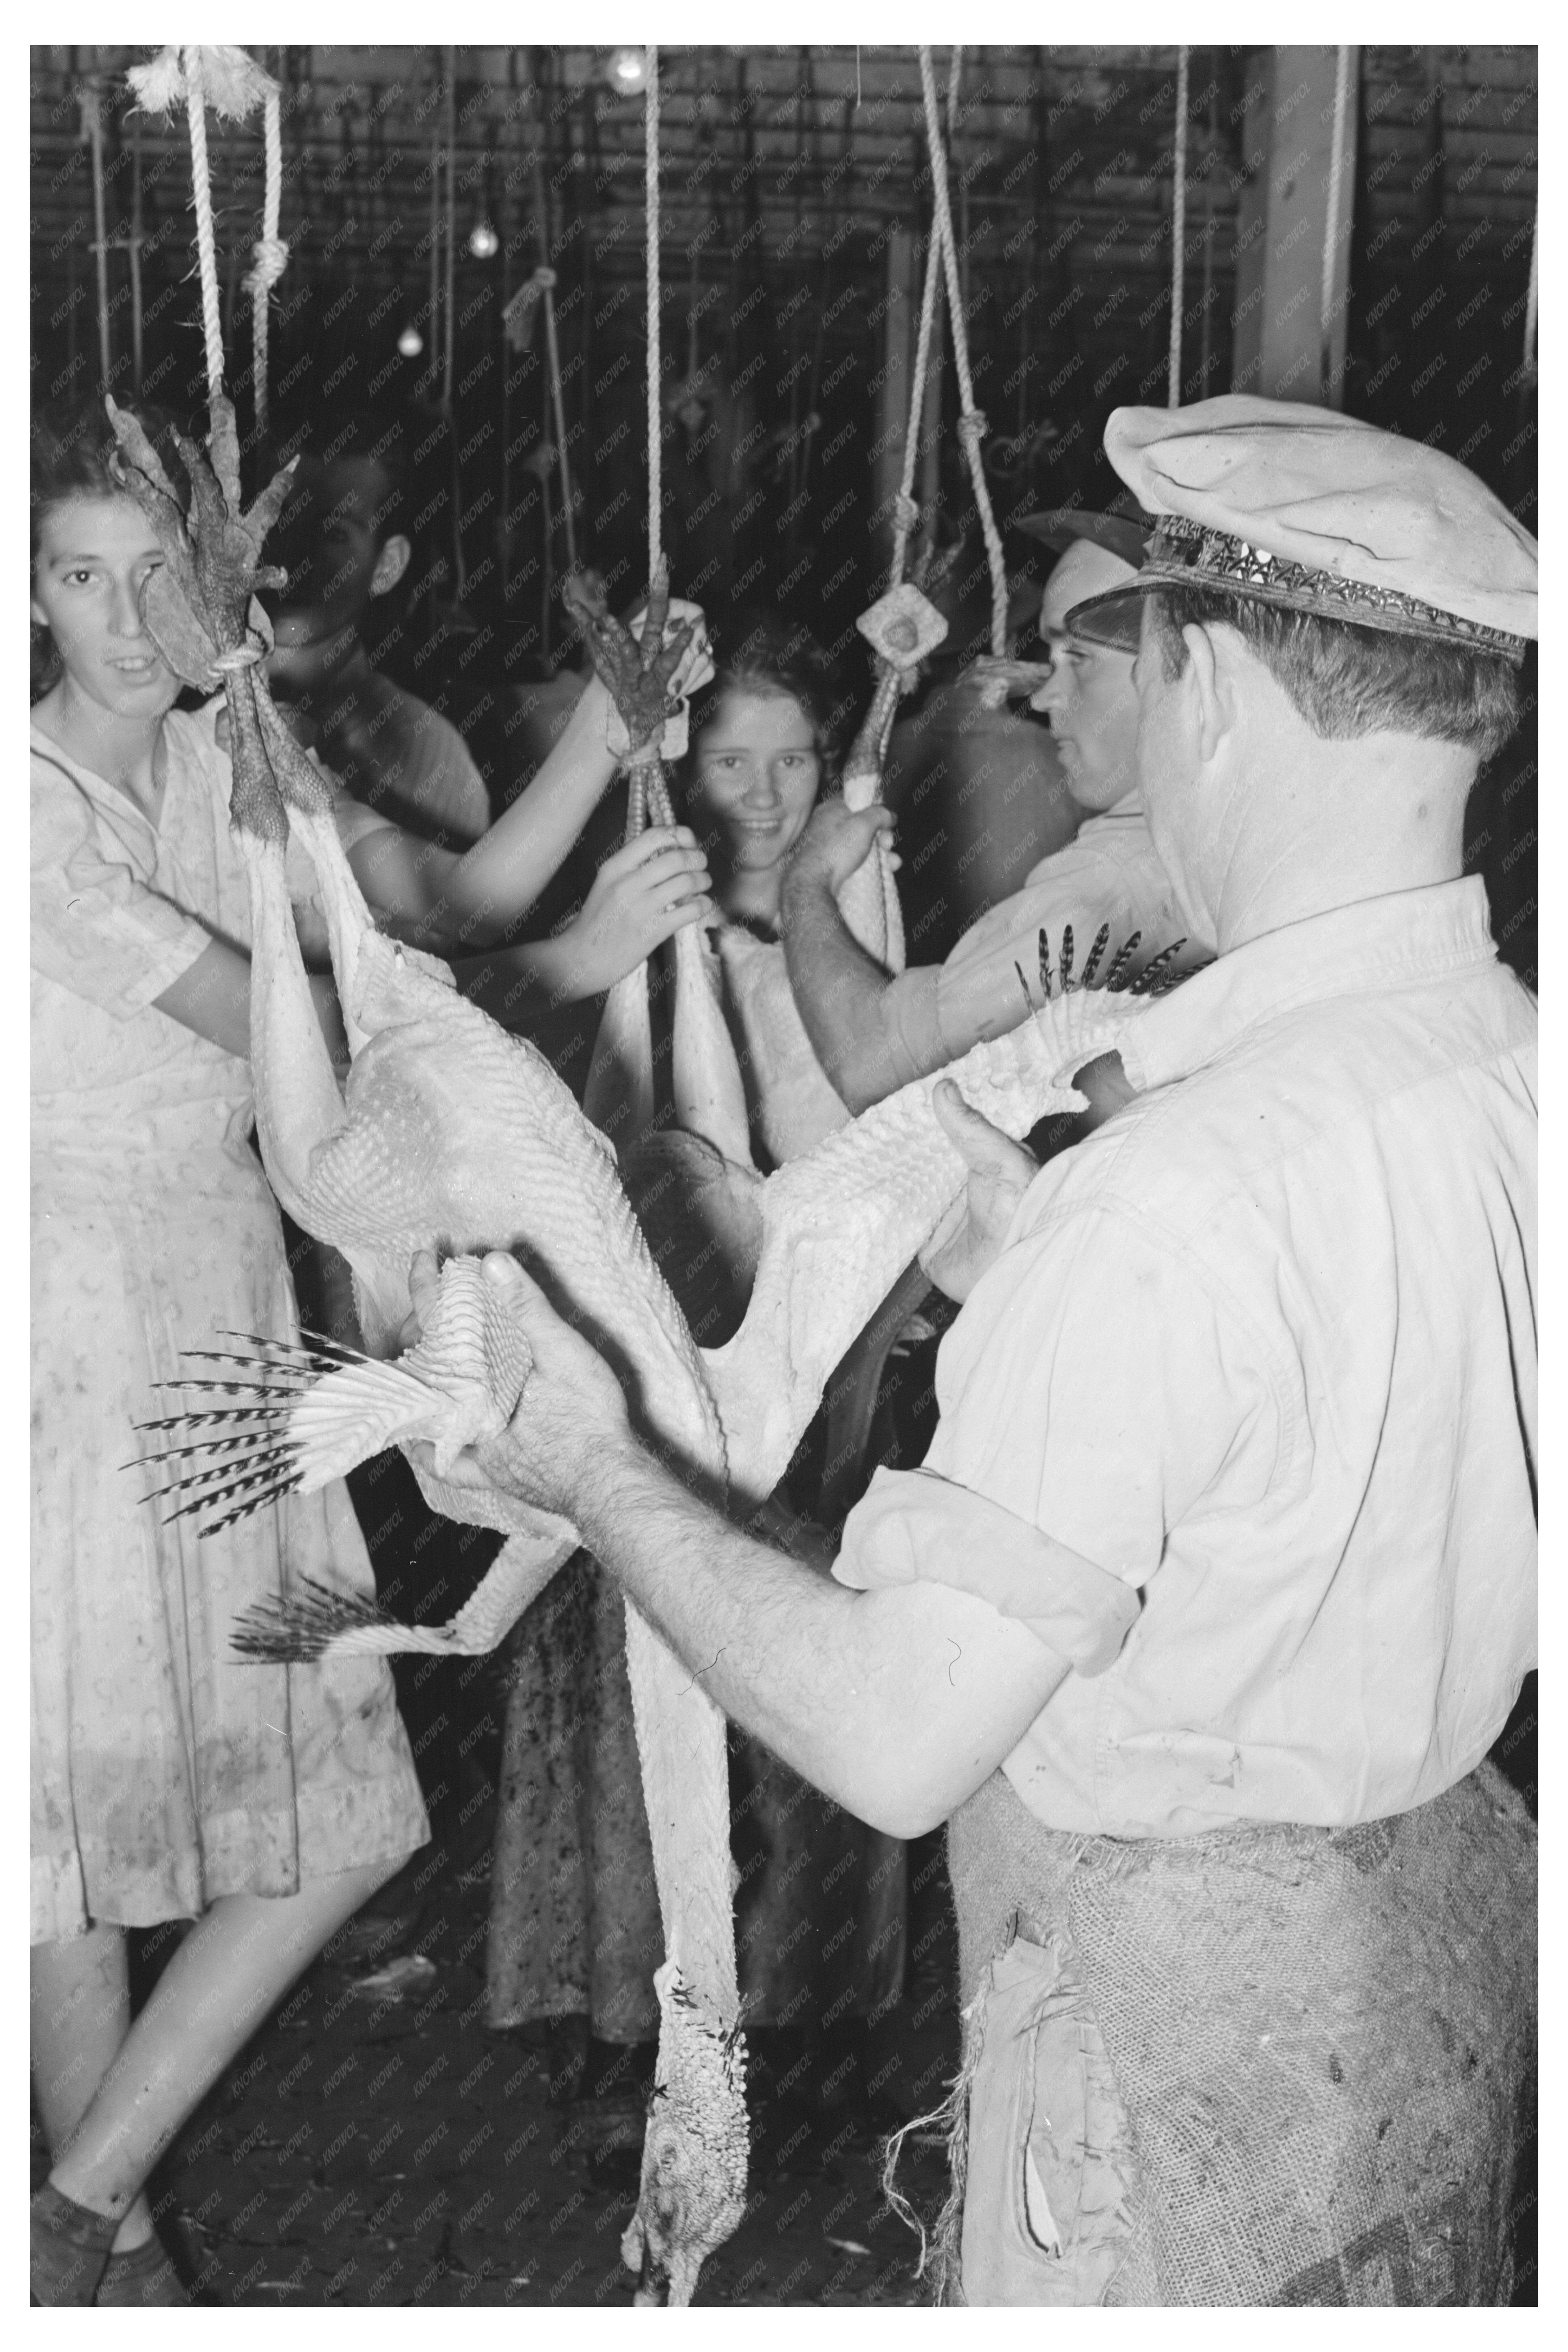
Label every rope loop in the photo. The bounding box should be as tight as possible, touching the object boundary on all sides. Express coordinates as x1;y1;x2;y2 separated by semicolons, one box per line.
210;644;263;672
955;410;988;451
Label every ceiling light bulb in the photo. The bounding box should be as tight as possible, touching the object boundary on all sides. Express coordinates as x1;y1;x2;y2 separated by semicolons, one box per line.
398;323;424;358
606;48;647;94
468;218;499;260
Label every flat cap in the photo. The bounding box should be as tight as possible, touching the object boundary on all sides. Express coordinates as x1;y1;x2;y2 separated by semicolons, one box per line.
1016;499;1154;571
1066;395;1537;663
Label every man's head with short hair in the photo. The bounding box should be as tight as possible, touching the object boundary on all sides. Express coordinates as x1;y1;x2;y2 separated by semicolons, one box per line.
1018;502;1155;815
265;407;451;671
1066;397;1535;956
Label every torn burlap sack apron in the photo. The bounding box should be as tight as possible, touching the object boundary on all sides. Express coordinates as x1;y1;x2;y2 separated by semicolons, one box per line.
930;1763;1535;2307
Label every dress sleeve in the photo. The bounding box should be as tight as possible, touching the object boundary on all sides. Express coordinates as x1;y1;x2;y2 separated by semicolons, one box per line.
31;751;212;1016
893;1202;1284;1596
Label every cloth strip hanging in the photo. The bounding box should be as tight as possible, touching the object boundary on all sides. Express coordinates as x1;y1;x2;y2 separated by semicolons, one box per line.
645;46;662;578
1168;46;1190;409
916;46;1008;656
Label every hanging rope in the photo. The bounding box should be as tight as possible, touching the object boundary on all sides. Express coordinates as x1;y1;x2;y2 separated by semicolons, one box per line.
889;234;943;588
184;50;227;403
889;48;963;590
442;53;457;414
244;80;288;438
81;78;112;386
540;271;578;570
917;45;1007;656
1522;207;1538;390
127;48;275;410
1168;46;1190;409
1319;44;1354;400
128;111;144;390
645;45;662;579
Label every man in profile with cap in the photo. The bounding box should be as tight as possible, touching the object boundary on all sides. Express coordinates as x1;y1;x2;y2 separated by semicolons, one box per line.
776;504;1190;1114
402;397;1537;2306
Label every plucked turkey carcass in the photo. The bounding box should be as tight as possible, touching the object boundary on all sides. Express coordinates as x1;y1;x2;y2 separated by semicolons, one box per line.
108;397;1162;2306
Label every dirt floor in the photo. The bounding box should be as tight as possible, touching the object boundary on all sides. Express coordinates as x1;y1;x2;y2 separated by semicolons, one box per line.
35;1818;956;2308
31;1427;1537;2309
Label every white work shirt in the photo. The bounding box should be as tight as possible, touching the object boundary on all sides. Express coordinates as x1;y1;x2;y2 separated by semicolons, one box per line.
844;877;1537;1837
933;804;1187;1053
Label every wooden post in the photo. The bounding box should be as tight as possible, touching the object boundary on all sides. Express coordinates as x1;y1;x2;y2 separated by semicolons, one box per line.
1230;46;1360;406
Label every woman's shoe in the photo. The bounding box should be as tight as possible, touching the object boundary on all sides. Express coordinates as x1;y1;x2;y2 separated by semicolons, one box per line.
95;2233;191;2306
30;2181;118;2306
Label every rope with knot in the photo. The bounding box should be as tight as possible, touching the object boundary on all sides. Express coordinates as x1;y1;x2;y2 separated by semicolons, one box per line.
183;51;226;406
244;86;288;437
917;46;1008;656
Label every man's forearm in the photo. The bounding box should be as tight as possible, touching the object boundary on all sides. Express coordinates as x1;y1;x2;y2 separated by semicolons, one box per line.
781;872;940;1112
552;1428;1071;1838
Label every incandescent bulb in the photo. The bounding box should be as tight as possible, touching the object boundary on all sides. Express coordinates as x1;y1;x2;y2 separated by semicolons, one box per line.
468;218;499;260
605;47;647;94
398;324;424;358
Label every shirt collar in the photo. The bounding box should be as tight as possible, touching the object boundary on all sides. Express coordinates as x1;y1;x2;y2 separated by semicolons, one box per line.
1117;878;1499;1092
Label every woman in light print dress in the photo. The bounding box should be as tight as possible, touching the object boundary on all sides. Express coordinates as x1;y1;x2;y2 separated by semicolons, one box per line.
28;396;714;2303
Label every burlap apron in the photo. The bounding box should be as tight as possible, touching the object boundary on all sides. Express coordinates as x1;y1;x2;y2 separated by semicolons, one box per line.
907;1764;1534;2307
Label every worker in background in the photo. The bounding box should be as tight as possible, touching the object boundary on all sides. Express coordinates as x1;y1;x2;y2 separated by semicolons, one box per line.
262;408;494;847
405;398;1537;2306
779;505;1191;1118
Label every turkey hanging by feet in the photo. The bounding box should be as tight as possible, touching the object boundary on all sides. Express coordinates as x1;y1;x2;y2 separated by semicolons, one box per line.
108;397;1168;2302
567;562;753;1170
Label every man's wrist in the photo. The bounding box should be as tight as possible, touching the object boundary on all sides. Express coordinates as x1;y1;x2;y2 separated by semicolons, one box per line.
780;858;835;929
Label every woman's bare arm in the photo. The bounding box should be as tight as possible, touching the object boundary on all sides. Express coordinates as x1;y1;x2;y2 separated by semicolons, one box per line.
153;937;347;1070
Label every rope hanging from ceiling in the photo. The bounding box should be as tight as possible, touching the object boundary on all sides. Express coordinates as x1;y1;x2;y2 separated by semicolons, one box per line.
127;45;280;415
80;76;112;388
916;44;1008;658
1522;207;1538;391
645;43;663;581
1168;45;1190;409
243;76;288;438
1319;45;1354;402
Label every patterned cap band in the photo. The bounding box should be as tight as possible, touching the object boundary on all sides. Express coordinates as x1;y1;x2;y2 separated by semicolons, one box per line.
1141;516;1528;665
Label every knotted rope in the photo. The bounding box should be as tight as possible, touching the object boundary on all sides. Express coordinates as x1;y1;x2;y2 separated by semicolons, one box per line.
1168;46;1190;409
917;45;1007;656
645;45;662;578
243;83;288;437
184;50;227;404
889;46;962;591
1319;45;1354;399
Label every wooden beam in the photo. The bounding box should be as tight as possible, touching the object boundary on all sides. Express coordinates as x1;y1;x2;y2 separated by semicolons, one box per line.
1231;46;1360;406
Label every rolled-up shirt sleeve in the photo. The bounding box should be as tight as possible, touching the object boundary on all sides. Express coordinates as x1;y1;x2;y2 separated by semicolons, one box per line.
834;1465;1141;1674
837;1203;1283;1653
32;760;212;1016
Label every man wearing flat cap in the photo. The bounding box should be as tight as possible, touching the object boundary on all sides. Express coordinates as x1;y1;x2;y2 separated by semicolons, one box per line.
414;398;1537;2305
776;502;1192;1116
